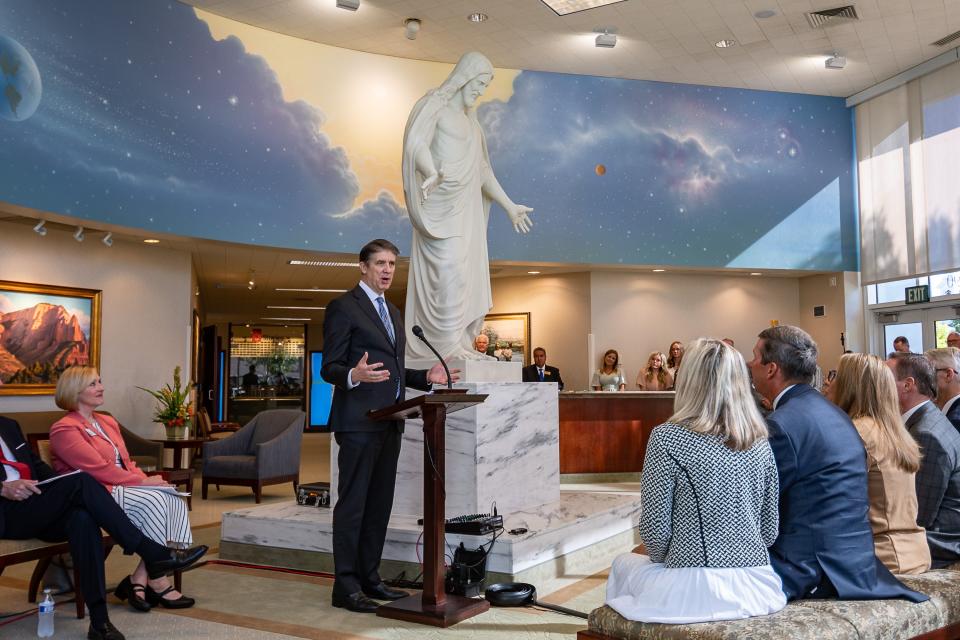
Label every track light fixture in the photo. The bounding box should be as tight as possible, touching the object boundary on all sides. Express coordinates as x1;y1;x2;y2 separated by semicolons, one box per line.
102;232;113;247
73;226;85;242
33;220;47;236
404;18;421;40
247;269;256;290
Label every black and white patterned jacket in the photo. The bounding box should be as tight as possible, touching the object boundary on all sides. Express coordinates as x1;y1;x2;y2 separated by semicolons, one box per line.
640;421;779;568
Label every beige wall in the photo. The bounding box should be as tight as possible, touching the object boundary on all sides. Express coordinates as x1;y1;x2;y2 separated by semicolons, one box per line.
0;222;193;436
798;272;855;374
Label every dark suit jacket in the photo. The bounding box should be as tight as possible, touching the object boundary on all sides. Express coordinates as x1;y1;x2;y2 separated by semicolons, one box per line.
521;364;563;390
946;398;960;433
906;400;960;567
767;384;926;602
321;285;430;432
0;416;56;535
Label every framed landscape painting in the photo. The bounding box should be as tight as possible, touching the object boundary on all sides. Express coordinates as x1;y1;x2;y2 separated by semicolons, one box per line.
481;312;530;364
0;280;101;395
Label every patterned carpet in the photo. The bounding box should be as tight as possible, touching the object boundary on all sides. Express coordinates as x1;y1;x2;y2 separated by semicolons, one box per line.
0;554;608;639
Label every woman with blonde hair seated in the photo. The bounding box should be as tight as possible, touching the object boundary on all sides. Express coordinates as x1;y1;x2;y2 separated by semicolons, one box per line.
827;353;930;574
605;338;785;623
636;351;673;390
49;366;198;612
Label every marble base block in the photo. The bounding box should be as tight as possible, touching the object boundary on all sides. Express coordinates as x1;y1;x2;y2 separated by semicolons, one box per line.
330;382;559;518
406;358;522;383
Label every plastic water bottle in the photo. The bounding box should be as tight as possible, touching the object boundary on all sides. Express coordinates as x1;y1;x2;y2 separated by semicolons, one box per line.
37;588;54;637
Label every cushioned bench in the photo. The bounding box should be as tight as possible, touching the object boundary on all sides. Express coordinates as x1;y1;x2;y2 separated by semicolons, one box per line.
578;568;960;640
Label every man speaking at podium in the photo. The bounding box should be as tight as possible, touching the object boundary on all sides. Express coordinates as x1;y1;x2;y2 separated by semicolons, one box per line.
322;238;455;613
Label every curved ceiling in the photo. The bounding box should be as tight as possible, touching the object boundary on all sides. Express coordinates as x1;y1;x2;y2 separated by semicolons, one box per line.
181;0;960;97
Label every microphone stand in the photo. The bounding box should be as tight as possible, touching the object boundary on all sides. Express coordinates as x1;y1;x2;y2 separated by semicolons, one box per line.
412;325;453;390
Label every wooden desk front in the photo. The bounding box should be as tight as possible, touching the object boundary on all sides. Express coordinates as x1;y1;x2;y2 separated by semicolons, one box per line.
559;391;674;474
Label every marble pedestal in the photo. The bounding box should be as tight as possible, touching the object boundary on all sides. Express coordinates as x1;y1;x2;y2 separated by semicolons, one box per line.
330;382;560;518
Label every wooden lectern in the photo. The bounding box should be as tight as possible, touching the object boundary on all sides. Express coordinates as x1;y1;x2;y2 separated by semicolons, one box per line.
367;389;489;627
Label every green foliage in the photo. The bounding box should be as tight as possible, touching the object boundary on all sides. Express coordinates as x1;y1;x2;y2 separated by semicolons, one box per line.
138;366;194;427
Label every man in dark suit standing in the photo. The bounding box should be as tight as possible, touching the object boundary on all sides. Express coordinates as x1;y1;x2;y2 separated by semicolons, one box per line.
926;347;960;432
0;416;207;640
748;326;925;602
521;347;563;390
888;352;960;567
321;239;455;613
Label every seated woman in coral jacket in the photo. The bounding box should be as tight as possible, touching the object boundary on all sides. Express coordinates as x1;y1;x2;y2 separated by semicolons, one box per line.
49;366;197;613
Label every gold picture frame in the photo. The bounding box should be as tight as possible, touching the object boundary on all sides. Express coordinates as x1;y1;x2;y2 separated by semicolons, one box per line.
0;280;102;395
481;312;531;364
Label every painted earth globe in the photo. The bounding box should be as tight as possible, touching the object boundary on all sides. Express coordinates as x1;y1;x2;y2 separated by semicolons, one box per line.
0;34;42;122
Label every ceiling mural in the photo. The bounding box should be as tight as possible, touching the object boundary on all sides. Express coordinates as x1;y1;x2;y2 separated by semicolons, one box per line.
0;0;856;270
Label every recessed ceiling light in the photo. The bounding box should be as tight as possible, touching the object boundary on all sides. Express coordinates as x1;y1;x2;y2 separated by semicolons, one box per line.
266;306;326;310
275;287;348;293
288;259;357;267
527;271;541;275
652;269;666;272
754;9;776;19
750;272;762;276
715;39;737;48
540;0;627;16
467;12;487;22
143;238;160;244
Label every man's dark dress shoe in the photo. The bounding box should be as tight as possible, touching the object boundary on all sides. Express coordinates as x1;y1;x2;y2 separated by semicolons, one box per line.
362;583;408;601
331;591;380;613
88;620;125;640
113;575;151;612
145;545;208;579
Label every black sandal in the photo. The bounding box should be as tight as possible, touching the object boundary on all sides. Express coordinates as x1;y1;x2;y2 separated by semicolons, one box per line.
114;575;151;612
145;584;195;609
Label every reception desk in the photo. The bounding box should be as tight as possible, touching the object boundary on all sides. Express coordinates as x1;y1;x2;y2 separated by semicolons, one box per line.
559;391;674;474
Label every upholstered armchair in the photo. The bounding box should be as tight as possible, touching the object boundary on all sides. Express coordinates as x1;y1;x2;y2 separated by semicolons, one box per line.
201;409;305;503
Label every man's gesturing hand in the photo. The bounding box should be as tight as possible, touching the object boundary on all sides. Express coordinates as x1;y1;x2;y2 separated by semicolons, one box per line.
353;352;391;384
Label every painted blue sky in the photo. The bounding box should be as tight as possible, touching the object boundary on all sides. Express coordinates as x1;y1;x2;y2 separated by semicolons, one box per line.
0;0;857;270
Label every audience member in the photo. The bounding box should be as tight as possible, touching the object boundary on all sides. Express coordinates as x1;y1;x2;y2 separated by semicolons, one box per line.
888;353;960;568
49;367;197;612
894;336;911;353
666;341;684;380
591;349;626;391
1;416;207;640
522;347;563;390
241;364;259;389
949;332;960;349
635;351;673;390
749;325;924;602
828;353;930;574
605;338;785;623
926;347;960;431
474;334;490;356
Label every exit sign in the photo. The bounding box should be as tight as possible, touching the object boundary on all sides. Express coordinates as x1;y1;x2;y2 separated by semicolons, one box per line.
905;285;930;304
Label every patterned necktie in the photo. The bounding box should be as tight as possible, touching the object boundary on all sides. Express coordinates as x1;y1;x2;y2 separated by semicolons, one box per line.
376;297;396;345
0;456;32;480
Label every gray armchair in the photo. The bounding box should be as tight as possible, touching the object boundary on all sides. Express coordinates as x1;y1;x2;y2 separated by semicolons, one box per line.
201;409;305;503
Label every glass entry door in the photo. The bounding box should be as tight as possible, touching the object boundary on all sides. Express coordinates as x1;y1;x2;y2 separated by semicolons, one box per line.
877;306;960;354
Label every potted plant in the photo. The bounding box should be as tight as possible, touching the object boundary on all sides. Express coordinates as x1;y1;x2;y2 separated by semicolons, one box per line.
139;366;194;439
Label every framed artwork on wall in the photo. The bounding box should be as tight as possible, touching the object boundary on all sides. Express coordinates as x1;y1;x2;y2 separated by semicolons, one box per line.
481;312;531;364
0;280;102;395
191;309;201;383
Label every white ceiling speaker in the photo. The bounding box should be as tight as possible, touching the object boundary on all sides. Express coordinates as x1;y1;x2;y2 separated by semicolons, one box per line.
33;220;47;236
336;0;359;10
825;53;847;69
73;226;85;242
404;18;421;40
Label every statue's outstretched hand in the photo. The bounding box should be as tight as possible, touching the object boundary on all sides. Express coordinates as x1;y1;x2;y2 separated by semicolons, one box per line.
420;168;445;203
508;205;534;234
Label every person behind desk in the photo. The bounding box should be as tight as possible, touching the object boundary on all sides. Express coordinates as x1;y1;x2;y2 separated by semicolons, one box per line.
241;364;259;391
522;347;563;390
49;366;198;613
591;349;626;391
321;238;457;613
1;415;207;640
474;334;491;357
666;341;684;383
636;351;673;390
605;338;785;623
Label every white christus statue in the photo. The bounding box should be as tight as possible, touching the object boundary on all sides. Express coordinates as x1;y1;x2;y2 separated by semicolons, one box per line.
401;51;534;361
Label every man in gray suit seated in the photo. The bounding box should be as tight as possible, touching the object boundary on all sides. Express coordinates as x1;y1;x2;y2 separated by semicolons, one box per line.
926;347;960;432
888;352;960;567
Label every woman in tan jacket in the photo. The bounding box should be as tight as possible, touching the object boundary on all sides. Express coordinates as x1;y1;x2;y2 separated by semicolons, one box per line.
828;353;930;574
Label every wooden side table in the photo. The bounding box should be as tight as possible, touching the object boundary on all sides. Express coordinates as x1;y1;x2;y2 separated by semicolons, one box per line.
150;437;212;470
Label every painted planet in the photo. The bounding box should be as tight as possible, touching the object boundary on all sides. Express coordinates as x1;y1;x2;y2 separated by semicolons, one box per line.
595;164;606;176
0;34;42;122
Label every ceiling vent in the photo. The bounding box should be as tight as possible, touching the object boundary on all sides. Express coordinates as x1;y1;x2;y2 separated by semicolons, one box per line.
932;30;960;47
805;5;859;29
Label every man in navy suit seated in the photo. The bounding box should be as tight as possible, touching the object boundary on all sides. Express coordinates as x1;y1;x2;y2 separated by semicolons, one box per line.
748;325;926;602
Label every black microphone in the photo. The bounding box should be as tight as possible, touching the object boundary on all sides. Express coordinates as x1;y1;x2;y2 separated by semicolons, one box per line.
412;325;452;390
